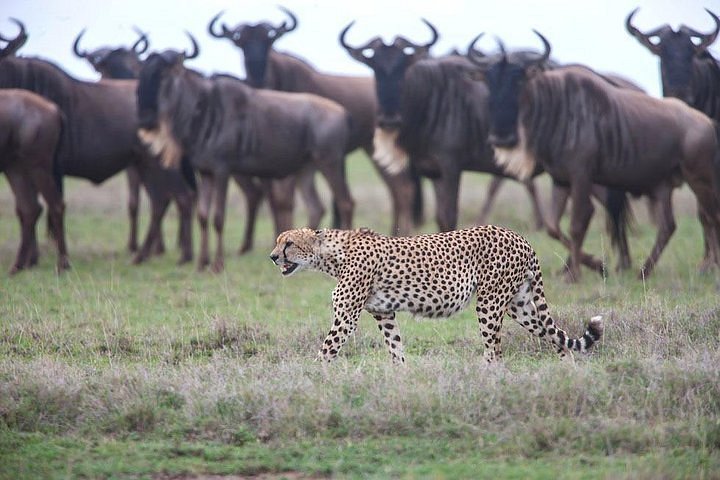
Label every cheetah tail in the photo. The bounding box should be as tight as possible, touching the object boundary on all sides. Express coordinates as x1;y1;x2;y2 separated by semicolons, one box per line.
566;315;604;352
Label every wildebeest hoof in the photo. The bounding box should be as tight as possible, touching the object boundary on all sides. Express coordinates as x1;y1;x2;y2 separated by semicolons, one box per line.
177;254;193;265
8;264;23;276
56;257;71;272
211;260;224;273
127;242;138;253
152;242;166;256
238;244;253;255
132;253;147;265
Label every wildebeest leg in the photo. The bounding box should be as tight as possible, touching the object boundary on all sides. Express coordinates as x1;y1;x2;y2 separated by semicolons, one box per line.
211;173;230;273
196;172;214;271
233;174;263;255
297;168;325;229
126;166;141;253
174;188;194;265
267;177;296;236
639;182;675;279
567;180;595;282
32;167;70;272
133;193;169;265
546;183;604;274
523;179;545;230
431;169;461;232
365;146;414;235
5;169;42;274
475;176;504;225
316;160;354;229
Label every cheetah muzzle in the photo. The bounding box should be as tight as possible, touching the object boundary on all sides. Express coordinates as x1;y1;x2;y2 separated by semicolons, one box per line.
270;226;604;364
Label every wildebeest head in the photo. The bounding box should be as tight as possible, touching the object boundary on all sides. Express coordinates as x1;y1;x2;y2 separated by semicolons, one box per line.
137;33;199;130
626;8;720;103
467;31;551;148
72;27;149;79
339;20;439;128
208;6;297;88
0;18;28;59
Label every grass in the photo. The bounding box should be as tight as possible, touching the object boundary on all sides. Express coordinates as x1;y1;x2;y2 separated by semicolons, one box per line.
1;151;720;478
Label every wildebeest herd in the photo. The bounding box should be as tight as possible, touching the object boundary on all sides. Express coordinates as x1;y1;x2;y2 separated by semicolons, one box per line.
1;7;719;282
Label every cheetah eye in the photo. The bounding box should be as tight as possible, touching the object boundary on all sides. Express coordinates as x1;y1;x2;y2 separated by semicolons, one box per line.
285;241;294;248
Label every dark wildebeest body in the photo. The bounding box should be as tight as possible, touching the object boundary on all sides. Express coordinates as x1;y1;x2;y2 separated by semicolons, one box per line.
468;33;720;280
339;22;545;232
73;27;182;256
136;44;354;272
0;21;194;264
626;8;720;121
208;8;419;236
0;89;68;274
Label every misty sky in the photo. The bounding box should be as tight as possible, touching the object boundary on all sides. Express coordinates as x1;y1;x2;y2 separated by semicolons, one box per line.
4;0;720;98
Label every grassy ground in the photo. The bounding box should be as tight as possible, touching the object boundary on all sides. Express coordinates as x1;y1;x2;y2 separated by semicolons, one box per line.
1;152;719;479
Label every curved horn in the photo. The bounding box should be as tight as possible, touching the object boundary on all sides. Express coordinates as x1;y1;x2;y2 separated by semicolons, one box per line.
625;7;662;53
208;10;232;39
420;18;439;49
275;6;298;38
131;27;149;55
72;28;88;58
531;29;551;66
339;21;358;52
680;9;720;51
466;32;490;67
0;18;28;57
183;31;199;59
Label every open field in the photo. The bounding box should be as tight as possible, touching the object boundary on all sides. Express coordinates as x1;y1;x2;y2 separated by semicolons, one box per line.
1;152;719;479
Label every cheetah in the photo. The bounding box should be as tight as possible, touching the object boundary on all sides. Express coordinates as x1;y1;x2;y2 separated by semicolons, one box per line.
270;226;603;363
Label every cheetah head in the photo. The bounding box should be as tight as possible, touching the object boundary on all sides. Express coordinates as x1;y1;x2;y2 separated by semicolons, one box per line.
269;228;320;276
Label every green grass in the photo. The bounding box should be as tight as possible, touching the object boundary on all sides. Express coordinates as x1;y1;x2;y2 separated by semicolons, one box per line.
1;151;719;478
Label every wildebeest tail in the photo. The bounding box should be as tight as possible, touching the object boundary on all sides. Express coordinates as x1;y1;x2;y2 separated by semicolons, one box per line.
52;111;67;194
180;154;197;192
411;164;424;226
604;187;632;249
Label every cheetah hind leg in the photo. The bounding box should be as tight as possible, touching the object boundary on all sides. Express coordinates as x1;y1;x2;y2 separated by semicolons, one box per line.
508;268;603;359
373;313;405;364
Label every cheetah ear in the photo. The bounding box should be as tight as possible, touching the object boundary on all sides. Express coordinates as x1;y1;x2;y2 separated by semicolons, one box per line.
314;229;326;240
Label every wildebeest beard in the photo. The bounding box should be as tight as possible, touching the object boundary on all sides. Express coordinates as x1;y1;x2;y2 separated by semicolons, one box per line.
136;55;187;169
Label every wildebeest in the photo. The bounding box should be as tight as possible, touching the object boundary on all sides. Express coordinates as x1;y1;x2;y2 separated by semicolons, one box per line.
0;89;68;274
0;20;194;264
468;31;720;280
339;20;546;232
136;36;354;272
207;7;420;236
626;8;720;121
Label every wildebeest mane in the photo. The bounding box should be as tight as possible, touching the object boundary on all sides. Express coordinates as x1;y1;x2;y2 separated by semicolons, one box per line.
397;55;489;159
523;66;638;171
691;51;720;120
0;56;77;123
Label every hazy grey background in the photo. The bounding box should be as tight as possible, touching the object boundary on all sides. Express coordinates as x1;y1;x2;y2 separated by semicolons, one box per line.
4;0;720;97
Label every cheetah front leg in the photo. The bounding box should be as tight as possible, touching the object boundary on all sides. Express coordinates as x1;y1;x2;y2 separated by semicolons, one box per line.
318;280;368;362
372;313;405;364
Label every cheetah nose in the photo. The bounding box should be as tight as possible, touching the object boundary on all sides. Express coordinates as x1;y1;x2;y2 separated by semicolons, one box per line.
270;254;279;264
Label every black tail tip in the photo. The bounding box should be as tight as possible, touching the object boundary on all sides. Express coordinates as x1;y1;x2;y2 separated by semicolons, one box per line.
587;315;604;344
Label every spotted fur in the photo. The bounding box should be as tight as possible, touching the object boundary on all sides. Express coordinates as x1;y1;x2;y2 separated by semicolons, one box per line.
270;226;603;363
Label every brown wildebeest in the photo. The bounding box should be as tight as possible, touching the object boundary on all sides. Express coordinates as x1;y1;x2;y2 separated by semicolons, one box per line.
0;89;68;274
136;36;354;272
0;20;194;264
626;8;720;121
339;20;546;232
72;27;330;255
207;7;420;236
468;31;720;281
